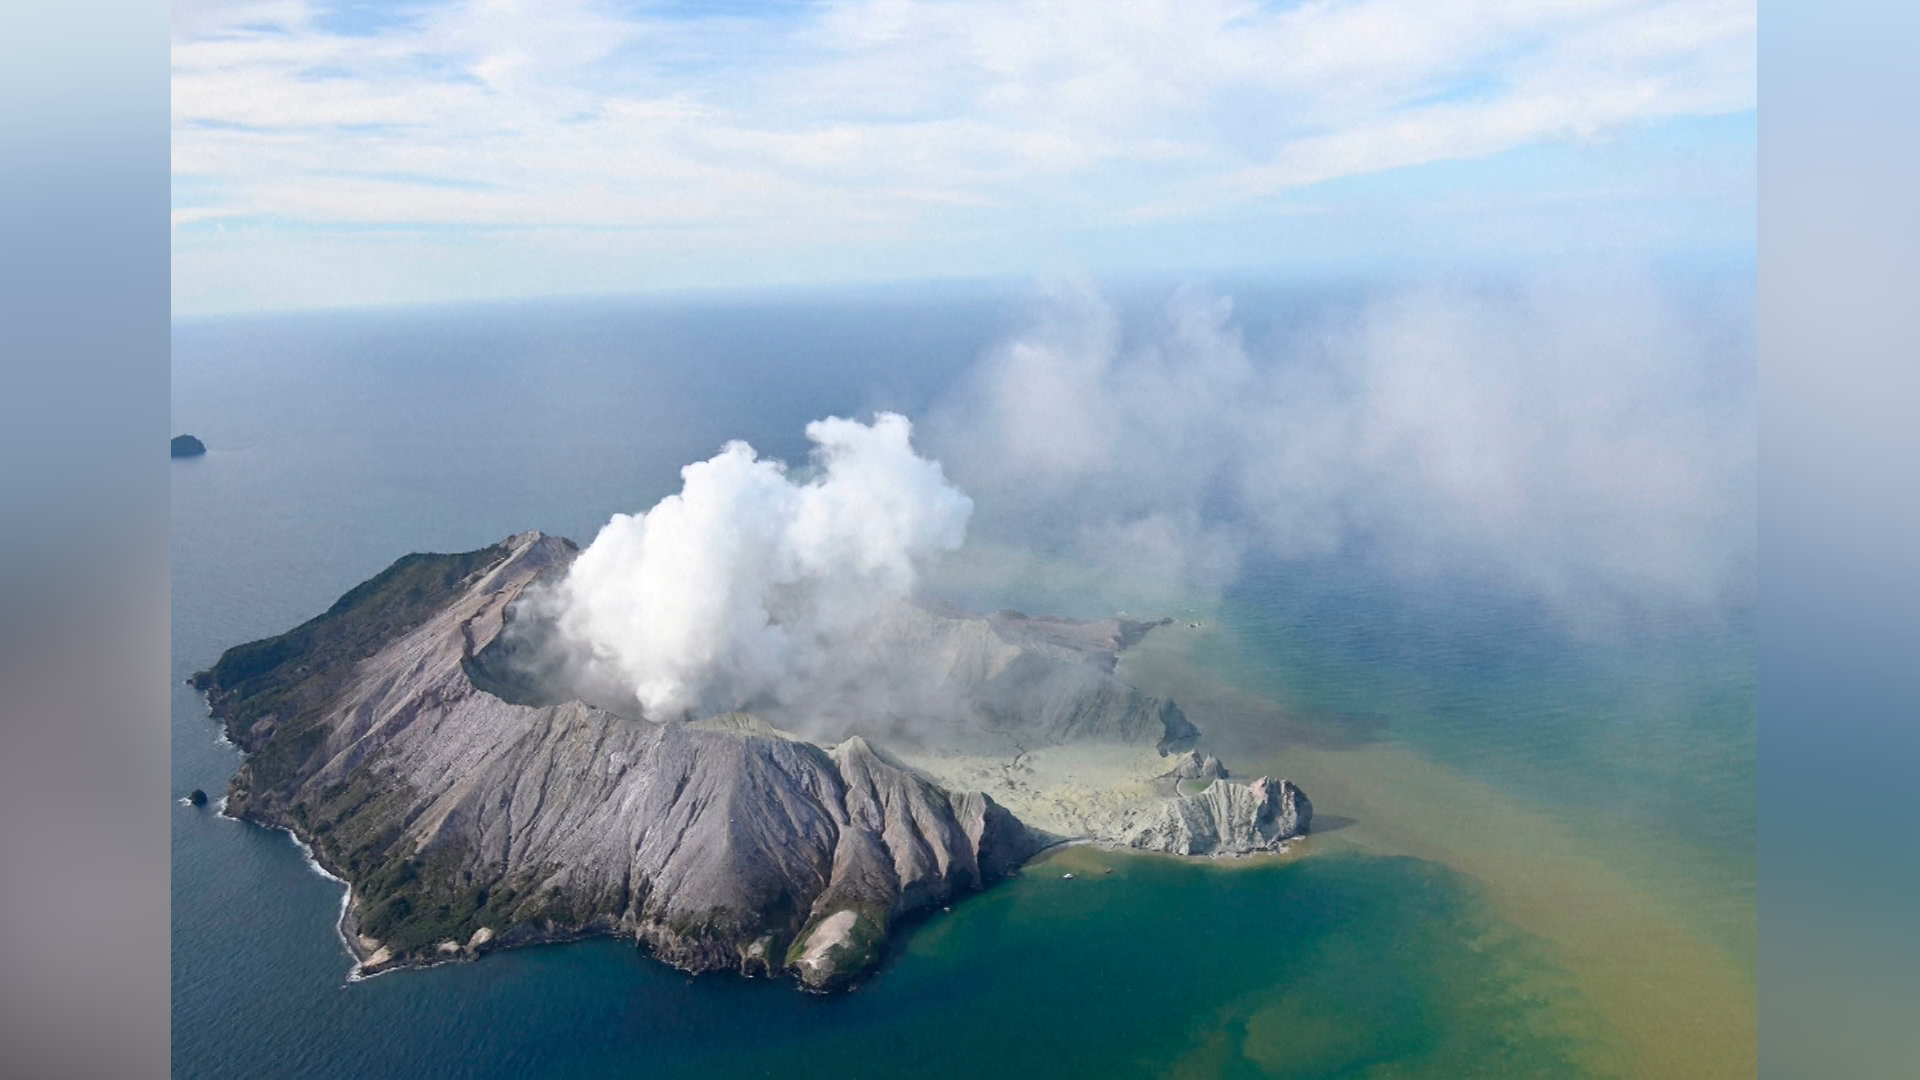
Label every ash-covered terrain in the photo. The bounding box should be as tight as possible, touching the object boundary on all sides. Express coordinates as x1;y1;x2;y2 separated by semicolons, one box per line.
195;532;1310;991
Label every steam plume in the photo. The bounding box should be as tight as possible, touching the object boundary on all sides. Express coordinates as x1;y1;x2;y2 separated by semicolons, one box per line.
553;413;971;718
928;276;1755;619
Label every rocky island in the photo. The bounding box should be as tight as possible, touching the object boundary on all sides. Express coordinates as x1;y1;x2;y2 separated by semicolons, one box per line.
194;531;1310;991
172;434;207;457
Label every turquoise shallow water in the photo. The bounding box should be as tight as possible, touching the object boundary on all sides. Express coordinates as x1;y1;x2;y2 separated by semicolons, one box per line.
1212;561;1757;971
172;292;1751;1078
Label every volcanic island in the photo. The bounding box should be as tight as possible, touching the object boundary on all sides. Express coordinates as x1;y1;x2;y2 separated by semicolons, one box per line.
192;531;1311;991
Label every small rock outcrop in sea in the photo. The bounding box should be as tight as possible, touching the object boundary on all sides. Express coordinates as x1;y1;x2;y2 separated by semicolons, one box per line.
187;788;209;806
1125;776;1312;856
191;530;1310;992
171;434;207;458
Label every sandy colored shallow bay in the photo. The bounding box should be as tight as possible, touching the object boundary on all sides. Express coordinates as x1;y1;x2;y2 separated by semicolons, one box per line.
1120;633;1757;1080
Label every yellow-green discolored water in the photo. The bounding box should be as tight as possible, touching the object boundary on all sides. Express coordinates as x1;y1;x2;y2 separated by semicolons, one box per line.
938;544;1757;1079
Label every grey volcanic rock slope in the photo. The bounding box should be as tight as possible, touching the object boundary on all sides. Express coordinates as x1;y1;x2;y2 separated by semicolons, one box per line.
194;532;1035;989
755;598;1199;755
1127;777;1312;856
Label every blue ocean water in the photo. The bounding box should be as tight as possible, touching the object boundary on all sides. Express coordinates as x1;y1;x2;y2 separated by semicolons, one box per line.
171;288;1753;1078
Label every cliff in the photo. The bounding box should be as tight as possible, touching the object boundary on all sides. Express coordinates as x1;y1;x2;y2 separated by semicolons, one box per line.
1125;776;1312;856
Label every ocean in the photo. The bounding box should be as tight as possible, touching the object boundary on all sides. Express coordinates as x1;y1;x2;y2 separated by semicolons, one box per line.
171;286;1754;1078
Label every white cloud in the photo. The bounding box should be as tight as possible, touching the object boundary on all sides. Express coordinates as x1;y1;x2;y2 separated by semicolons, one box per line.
170;0;1755;310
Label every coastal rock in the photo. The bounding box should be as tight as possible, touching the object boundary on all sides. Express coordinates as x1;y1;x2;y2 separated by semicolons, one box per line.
172;434;207;457
1125;776;1312;856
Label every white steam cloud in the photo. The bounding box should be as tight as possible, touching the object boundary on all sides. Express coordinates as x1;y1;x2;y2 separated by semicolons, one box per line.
539;274;1748;720
929;275;1755;620
553;412;971;718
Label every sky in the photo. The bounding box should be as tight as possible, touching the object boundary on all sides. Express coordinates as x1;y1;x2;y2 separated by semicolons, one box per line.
171;0;1756;316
